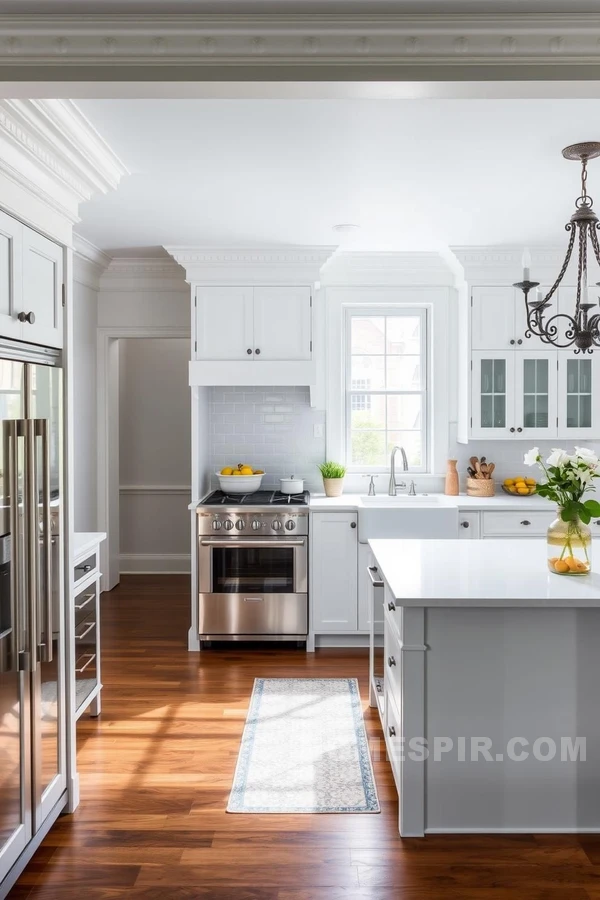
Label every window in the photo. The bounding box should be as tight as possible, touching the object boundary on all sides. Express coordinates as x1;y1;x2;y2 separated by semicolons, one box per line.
345;309;427;471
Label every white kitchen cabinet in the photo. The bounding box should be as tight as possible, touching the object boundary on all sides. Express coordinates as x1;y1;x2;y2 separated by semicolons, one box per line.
253;286;311;361
515;350;558;440
458;512;481;538
195;286;253;360
557;353;600;440
194;284;311;362
472;285;549;351
21;226;63;349
0;210;23;341
310;511;358;633
358;543;384;632
471;351;515;439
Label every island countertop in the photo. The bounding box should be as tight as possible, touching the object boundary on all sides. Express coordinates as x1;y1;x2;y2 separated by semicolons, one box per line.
369;538;600;606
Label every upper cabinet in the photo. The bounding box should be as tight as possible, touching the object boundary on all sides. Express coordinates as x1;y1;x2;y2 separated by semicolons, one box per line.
0;210;63;350
195;285;311;363
471;285;552;351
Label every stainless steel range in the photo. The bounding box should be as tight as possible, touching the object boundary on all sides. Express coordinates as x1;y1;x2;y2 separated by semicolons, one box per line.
197;490;309;643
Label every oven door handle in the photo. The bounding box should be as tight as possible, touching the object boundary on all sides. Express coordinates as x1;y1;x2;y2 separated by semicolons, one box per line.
199;539;306;548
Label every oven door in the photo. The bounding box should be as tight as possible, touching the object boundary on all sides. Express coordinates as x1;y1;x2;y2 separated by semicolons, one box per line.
198;537;307;637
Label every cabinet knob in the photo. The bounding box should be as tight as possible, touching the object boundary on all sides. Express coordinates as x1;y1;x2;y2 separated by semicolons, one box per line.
517;427;523;433
350;522;356;528
517;339;523;345
461;521;470;528
255;348;261;355
510;339;515;345
18;311;35;325
388;656;396;667
520;520;531;526
388;725;396;737
510;427;516;433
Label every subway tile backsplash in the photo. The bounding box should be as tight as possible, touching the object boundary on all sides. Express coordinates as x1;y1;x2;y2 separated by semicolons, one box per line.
208;386;326;490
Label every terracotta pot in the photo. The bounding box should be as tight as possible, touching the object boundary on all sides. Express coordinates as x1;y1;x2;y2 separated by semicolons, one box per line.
323;477;344;498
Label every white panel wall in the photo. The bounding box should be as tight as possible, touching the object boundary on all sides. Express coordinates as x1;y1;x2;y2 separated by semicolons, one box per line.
119;338;191;573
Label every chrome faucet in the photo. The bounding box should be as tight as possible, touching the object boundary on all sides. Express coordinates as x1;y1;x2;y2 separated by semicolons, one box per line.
388;445;409;496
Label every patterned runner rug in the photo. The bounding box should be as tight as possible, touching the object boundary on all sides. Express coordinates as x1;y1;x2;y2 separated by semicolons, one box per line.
227;677;380;814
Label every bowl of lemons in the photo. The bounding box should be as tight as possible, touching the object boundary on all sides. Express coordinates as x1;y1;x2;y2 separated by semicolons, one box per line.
216;464;265;493
502;476;537;496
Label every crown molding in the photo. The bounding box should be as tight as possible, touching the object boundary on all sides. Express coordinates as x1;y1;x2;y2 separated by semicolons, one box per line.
165;245;337;284
99;256;189;292
73;232;111;290
321;250;458;286
2;13;600;74
451;244;580;285
0;99;128;230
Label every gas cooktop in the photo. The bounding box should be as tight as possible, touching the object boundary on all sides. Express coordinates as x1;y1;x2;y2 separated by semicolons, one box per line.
201;489;310;507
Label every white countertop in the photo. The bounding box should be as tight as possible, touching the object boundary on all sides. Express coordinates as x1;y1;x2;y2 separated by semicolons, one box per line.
189;493;550;512
73;531;106;561
369;538;600;607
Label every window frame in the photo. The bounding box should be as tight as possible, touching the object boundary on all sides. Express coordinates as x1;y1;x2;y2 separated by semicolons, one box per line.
343;306;429;474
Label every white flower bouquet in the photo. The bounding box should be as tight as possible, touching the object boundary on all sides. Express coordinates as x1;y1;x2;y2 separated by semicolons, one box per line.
524;446;600;574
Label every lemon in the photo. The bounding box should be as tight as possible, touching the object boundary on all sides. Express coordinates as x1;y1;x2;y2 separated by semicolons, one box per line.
254;469;264;475
525;477;536;486
517;486;529;494
509;485;517;493
232;470;243;476
504;478;514;486
220;467;233;476
240;466;254;475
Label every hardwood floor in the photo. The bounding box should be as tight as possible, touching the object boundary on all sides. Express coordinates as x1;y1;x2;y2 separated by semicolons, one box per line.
9;574;600;899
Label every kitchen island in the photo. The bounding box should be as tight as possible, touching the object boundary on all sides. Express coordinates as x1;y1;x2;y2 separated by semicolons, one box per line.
368;538;600;836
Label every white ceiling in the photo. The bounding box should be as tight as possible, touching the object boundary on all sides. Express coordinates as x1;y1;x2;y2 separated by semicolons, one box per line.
75;98;600;255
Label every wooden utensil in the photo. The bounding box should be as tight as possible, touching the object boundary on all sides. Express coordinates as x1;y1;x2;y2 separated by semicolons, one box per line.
487;462;495;477
470;456;478;470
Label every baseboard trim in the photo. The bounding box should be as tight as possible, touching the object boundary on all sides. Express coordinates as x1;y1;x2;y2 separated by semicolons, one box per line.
120;553;191;574
314;634;384;648
425;827;600;834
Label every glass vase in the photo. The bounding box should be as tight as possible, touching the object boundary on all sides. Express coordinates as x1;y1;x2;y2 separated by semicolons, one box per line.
547;509;591;575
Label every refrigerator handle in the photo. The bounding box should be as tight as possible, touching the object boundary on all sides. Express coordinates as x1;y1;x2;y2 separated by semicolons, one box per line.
25;419;37;672
3;420;23;673
35;418;52;664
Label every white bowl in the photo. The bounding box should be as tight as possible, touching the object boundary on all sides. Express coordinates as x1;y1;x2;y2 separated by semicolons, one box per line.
216;472;264;494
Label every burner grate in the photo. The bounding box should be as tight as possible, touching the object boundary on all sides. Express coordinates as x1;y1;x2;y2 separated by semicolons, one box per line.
201;489;310;507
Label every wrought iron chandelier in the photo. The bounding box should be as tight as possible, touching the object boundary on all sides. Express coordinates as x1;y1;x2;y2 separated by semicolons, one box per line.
514;141;600;354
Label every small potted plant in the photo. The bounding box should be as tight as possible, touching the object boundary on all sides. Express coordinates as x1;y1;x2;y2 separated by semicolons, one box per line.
524;446;600;575
318;461;346;498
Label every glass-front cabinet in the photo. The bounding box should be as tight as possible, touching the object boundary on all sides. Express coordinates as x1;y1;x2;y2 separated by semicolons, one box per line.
471;351;515;439
515;351;558;440
558;354;600;439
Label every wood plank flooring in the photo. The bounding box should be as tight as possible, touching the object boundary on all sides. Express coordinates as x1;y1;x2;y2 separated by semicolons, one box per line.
9;574;600;899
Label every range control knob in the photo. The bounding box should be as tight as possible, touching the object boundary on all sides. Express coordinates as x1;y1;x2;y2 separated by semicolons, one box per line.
271;519;283;532
251;519;262;531
223;519;234;532
235;520;245;531
285;520;296;531
212;520;222;531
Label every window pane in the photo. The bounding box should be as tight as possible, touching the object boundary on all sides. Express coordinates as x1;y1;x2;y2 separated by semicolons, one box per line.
351;317;385;355
523;359;536;394
386;316;421;355
580;360;592;393
581;394;592;428
493;394;506;428
387;395;421;431
536;359;548;393
350;356;385;390
481;394;493;428
351;395;385;431
387;432;422;468
386;356;421;391
481;359;493;394
493;359;506;393
351;431;386;466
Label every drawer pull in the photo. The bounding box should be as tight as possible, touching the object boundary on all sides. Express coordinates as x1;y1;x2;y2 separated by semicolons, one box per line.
74;592;94;611
75;653;96;674
520;520;531;526
75;620;96;641
75;563;93;574
368;566;383;587
388;601;396;612
387;656;396;667
388;725;396;737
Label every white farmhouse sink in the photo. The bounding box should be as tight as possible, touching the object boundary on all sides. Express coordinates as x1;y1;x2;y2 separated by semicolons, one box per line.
358;497;458;543
361;494;441;505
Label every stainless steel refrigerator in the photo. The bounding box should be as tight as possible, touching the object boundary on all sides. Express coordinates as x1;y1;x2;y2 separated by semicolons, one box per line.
0;341;65;886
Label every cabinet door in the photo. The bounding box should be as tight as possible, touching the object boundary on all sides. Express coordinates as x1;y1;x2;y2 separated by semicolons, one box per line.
195;287;254;360
0;209;23;341
471;286;517;350
471;351;515;439
22;227;63;349
458;513;481;538
558;354;600;439
514;350;558;440
358;543;384;633
253;286;312;361
311;512;358;632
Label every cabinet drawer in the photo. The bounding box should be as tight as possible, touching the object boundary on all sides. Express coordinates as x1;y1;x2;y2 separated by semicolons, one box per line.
74;552;97;586
384;584;402;641
384;613;402;703
384;684;402;788
74;583;96;624
482;511;548;536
